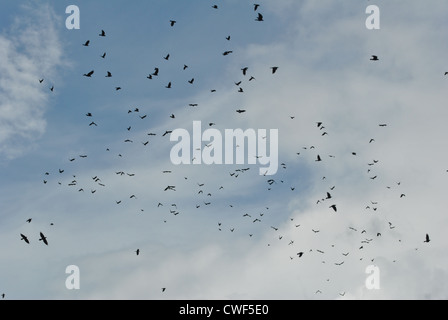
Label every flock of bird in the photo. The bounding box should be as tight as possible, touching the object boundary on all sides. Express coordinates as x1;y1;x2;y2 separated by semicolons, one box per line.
3;2;434;300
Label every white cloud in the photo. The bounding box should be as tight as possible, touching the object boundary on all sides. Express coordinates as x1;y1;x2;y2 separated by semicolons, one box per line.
0;3;65;159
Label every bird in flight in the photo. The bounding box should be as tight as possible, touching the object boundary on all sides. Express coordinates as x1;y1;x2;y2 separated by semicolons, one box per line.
101;52;106;59
223;51;233;56
135;249;140;256
26;218;32;223
166;82;172;89
105;71;112;78
330;205;337;212
424;234;430;243
170;20;176;27
39;232;49;246
83;70;94;77
271;67;279;74
82;40;90;47
20;234;30;244
370;55;379;61
164;54;170;60
254;4;260;11
99;30;106;37
236;109;246;114
256;13;264;21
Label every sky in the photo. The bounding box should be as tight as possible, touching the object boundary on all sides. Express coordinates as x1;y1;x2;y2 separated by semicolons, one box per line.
0;0;447;300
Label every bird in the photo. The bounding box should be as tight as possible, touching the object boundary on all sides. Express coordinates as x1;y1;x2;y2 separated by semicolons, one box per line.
101;52;106;59
99;30;106;37
271;67;279;74
188;78;195;84
212;5;218;9
226;36;231;41
20;234;30;244
335;262;345;266
39;79;44;83
50;86;54;92
135;249;140;256
254;4;260;11
445;72;448;75
326;192;332;199
166;82;172;89
82;40;90;47
236;109;246;114
89;122;97;127
297;252;304;258
83;70;94;77
115;87;122;91
223;51;233;56
316;155;322;162
105;71;112;78
256;13;264;21
164;54;170;60
370;55;379;61
330;205;337;212
162;288;166;293
242;67;249;76
424;234;430;243
170;20;176;27
26;219;32;223
39;232;49;246
379;124;387;127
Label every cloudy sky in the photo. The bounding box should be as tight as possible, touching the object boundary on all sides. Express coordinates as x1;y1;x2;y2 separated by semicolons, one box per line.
1;0;447;300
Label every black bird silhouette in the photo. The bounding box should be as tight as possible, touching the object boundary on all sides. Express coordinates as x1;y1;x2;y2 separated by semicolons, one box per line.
379;124;387;127
316;155;322;162
26;218;32;223
256;13;264;21
236;109;246;114
20;234;30;244
147;74;153;79
164;54;170;60
170;20;176;27
424;234;430;243
226;36;231;41
135;249;140;256
105;71;112;78
330;205;337;212
271;67;279;74
86;113;92;117
223;51;233;56
99;30;106;37
83;70;94;77
162;288;166;292
166;82;172;89
370;55;379;61
242;67;249;76
82;40;90;47
326;192;332;199
101;52;106;59
39;232;48;246
254;4;260;11
89;122;98;126
39;79;44;83
153;68;159;76
115;87;122;91
188;78;195;84
212;5;218;9
445;72;448;75
163;131;172;137
50;86;54;92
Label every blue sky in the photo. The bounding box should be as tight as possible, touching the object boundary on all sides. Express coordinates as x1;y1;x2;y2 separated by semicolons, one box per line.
1;0;448;300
